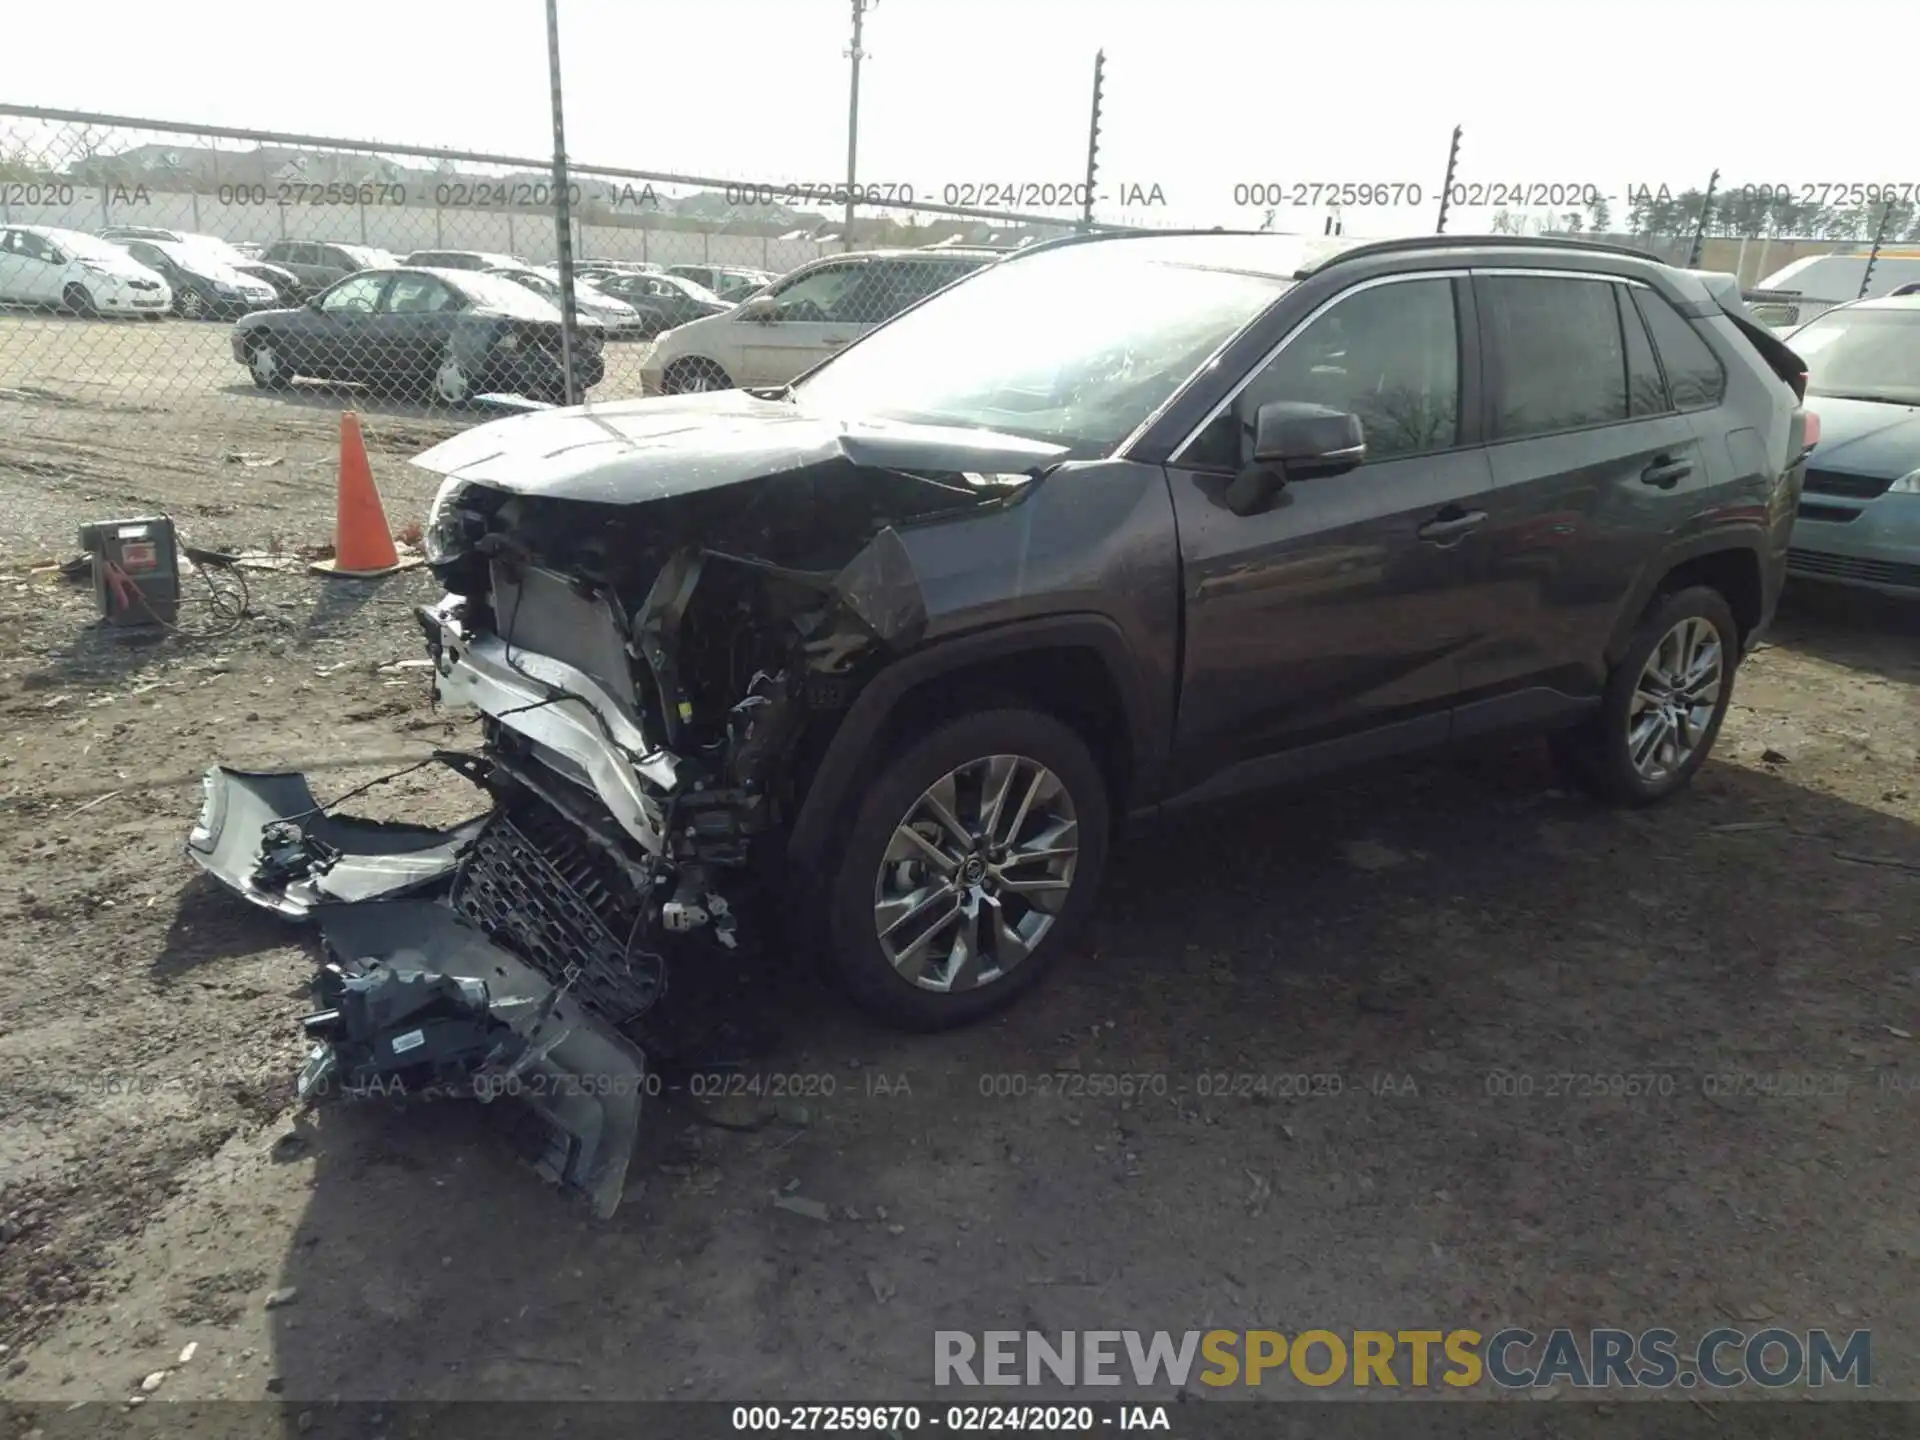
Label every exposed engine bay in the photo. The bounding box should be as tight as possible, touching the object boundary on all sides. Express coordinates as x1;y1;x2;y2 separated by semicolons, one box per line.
185;392;1064;1213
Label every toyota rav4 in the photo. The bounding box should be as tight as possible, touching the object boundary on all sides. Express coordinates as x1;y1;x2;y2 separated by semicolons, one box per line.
188;232;1814;1213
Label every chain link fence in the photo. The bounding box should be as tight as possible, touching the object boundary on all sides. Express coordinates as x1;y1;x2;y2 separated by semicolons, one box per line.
0;102;1905;566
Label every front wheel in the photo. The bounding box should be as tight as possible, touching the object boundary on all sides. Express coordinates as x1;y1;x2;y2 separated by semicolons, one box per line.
62;283;98;318
246;337;291;388
660;356;732;394
1551;585;1740;805
825;708;1110;1031
177;288;206;320
431;350;473;407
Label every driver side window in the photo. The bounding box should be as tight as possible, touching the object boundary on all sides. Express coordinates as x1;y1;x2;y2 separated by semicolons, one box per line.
768;262;865;320
1183;277;1461;471
321;274;386;314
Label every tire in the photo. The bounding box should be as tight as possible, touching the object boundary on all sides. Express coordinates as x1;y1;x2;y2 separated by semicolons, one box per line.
825;708;1110;1031
1551;585;1739;806
246;337;291;389
660;356;732;394
177;288;205;320
431;350;474;407
62;283;98;318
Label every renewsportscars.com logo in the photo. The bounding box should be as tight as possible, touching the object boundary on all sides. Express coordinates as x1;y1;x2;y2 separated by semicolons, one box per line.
934;1328;1872;1390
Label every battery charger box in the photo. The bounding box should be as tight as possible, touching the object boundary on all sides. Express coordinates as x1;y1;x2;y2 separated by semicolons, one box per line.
77;516;180;626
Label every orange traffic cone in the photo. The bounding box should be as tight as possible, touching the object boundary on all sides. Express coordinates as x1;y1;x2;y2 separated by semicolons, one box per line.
310;411;421;578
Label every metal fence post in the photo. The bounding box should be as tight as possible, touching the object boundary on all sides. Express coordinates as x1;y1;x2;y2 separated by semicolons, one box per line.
1859;200;1895;298
545;0;581;406
1081;49;1105;231
1435;126;1462;234
843;0;870;252
1686;169;1719;268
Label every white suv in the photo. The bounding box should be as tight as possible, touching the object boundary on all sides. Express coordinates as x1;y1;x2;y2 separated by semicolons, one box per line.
0;225;173;317
640;249;997;393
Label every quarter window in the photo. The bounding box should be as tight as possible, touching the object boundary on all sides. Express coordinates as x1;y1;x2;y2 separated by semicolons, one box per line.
1619;286;1670;416
1633;289;1727;409
1481;275;1627;440
1184;276;1461;470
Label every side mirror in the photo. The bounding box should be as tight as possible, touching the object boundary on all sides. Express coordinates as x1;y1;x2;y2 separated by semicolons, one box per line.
1224;402;1366;515
738;294;775;322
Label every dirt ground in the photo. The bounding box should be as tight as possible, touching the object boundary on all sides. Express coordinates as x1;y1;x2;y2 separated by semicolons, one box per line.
1;313;1918;1414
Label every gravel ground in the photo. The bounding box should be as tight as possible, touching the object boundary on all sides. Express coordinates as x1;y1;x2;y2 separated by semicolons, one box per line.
1;313;1918;1411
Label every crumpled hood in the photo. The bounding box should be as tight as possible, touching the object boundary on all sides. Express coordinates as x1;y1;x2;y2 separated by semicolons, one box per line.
1805;395;1920;479
408;389;1069;503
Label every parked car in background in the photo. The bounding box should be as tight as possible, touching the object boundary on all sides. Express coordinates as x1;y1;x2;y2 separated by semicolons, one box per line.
666;263;775;301
482;265;644;336
115;238;280;319
584;270;731;339
1782;294;1920;597
1747;249;1920;329
641;248;998;393
0;224;171;317
257;240;396;294
578;259;663;278
403;249;524;272
231;241;264;259
102;230;311;306
231;266;604;405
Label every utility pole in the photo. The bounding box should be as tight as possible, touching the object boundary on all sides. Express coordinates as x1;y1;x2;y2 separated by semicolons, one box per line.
1687;168;1720;268
843;0;871;253
1081;49;1105;231
1435;125;1462;234
545;0;580;405
1858;199;1896;298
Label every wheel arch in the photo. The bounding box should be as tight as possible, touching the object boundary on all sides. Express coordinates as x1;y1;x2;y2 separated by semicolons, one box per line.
1606;538;1768;667
784;614;1157;880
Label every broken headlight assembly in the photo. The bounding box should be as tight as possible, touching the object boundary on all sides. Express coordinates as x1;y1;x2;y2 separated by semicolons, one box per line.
423;475;483;565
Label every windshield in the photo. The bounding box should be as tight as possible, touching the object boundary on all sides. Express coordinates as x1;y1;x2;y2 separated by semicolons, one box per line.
793;245;1294;456
665;275;722;304
452;270;566;320
1790;307;1920;405
60;231;135;263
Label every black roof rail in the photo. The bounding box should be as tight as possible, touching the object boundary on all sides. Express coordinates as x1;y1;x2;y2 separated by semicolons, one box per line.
1296;232;1663;276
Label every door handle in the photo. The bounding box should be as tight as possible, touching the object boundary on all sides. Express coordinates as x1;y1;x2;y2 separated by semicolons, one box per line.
1641;455;1694;488
1417;508;1488;544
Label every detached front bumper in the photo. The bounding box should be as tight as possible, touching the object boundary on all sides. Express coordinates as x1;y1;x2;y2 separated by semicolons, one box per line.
184;765;648;1217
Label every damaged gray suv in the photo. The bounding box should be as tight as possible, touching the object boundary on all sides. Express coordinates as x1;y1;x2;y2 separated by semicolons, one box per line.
188;231;1813;1213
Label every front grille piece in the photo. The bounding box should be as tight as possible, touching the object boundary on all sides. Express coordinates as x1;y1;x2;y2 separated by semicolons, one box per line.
452;803;664;1027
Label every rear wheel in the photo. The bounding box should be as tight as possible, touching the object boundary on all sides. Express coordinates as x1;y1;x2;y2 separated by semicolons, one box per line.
660;356;732;394
825;708;1110;1031
432;350;474;407
1551;585;1739;805
62;283;97;318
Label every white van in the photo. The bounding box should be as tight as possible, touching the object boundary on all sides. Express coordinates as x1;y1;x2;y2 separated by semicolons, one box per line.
1753;249;1920;302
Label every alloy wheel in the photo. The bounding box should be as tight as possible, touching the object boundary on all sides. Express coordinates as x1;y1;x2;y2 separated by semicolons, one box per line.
871;754;1079;993
1626;616;1723;784
179;289;204;319
249;343;279;385
434;354;472;405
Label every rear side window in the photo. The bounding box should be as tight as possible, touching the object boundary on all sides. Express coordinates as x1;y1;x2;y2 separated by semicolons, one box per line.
1618;286;1669;417
1633;290;1727;410
1480;274;1626;440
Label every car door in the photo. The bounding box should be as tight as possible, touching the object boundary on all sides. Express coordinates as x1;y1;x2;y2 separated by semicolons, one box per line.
3;230;67;303
0;230;37;302
736;257;870;384
1461;271;1711;718
294;271;391;379
1164;272;1497;790
377;271;464;382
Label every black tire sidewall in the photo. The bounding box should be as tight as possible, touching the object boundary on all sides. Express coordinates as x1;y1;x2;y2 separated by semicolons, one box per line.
825;708;1110;1031
1592;585;1740;804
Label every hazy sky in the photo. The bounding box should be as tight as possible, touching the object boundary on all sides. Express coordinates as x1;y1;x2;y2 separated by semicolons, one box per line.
4;0;1915;235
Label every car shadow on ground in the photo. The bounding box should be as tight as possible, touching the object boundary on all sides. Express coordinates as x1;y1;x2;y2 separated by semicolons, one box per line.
235;733;1918;1407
